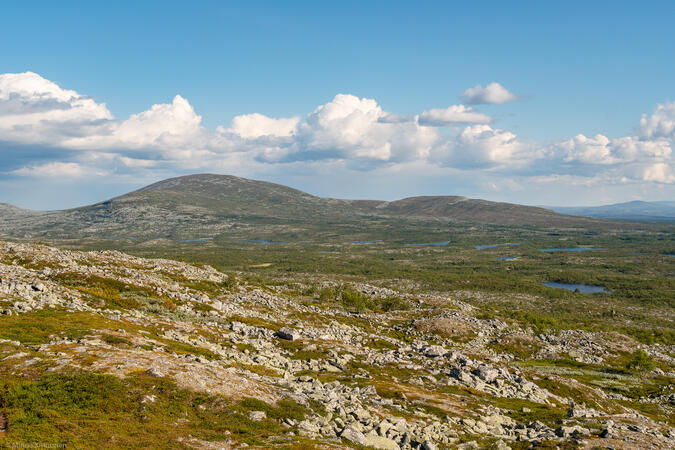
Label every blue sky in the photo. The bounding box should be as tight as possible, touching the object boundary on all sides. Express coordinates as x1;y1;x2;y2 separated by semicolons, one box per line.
1;1;674;209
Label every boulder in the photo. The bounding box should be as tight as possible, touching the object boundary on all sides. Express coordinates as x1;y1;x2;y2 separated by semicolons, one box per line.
363;431;400;450
298;420;321;436
247;411;266;422
423;345;448;358
276;327;302;341
341;425;369;446
421;441;438;450
474;365;499;383
555;425;589;438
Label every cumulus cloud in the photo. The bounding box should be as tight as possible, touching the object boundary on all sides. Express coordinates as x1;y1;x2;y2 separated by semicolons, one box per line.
0;72;113;144
460;82;518;105
556;134;671;165
65;94;205;151
285;94;438;164
640;101;675;139
431;124;536;169
641;163;675;183
0;71;673;195
228;113;299;138
418;105;492;126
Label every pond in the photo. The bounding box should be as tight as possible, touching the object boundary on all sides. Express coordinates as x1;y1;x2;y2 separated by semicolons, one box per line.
242;239;287;245
406;241;450;246
475;243;521;250
541;281;610;294
351;240;383;244
537;247;605;252
495;256;518;261
178;238;213;242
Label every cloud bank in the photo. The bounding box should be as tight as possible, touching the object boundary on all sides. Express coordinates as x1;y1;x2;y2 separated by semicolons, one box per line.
0;72;673;206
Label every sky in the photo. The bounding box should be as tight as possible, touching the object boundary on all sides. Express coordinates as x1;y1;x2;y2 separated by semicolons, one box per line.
1;0;674;210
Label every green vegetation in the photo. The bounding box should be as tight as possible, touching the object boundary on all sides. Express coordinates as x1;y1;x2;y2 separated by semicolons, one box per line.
0;370;308;447
72;216;673;344
315;285;410;312
52;272;177;311
624;349;656;372
0;310;124;345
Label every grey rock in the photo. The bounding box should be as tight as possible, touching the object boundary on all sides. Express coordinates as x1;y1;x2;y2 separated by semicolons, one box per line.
422;441;438;450
555;425;589;438
277;327;302;341
146;367;166;377
423;345;447;358
298;420;321;436
247;411;266;421
341;425;369;446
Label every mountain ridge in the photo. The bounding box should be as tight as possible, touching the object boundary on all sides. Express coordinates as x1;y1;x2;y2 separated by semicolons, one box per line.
549;200;675;223
0;173;617;239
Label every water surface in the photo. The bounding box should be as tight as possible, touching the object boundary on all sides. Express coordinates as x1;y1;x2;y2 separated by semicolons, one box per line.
475;243;521;250
178;238;213;243
495;256;518;261
351;240;383;244
406;241;450;246
537;247;605;252
242;239;287;245
542;281;609;294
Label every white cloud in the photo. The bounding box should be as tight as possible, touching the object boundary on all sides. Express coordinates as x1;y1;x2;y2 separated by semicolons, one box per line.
228;113;299;138
557;134;671;165
642;163;675;183
560;134;615;164
640;101;675;139
12;162;94;178
431;124;535;169
0;72;113;144
418;105;492;126
287;94;438;164
460;82;518;104
65;95;205;151
0;72;673;194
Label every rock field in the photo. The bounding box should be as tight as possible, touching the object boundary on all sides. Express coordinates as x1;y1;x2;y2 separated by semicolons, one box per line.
0;240;673;449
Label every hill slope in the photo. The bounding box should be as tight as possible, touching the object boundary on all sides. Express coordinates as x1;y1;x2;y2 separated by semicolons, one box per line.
0;173;610;239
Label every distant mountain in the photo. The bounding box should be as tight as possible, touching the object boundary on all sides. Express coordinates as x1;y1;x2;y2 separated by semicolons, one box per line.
375;196;578;226
0;174;614;239
549;201;675;223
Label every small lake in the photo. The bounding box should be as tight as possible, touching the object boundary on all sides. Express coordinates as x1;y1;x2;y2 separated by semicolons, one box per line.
178;238;213;243
495;256;518;261
351;240;383;244
406;241;450;246
667;254;675;258
475;243;521;250
537;247;605;252
542;281;610;294
242;239;287;245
